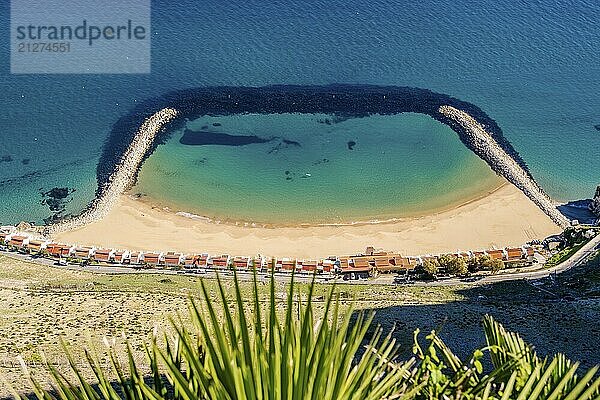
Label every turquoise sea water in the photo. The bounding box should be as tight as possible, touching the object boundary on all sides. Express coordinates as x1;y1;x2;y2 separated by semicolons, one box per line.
133;113;500;224
0;0;598;224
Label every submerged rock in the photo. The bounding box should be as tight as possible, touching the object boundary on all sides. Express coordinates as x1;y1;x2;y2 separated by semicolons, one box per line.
267;138;302;154
42;187;73;200
282;139;301;147
180;129;271;146
40;187;76;224
313;158;329;165
1;155;13;162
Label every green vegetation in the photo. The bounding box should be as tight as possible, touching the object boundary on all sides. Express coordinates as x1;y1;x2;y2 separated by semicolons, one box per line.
468;255;505;274
545;242;587;268
545;227;597;268
420;258;439;279
11;271;600;400
438;254;468;276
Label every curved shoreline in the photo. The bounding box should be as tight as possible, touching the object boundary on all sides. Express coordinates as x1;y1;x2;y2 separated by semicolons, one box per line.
53;184;560;259
46;84;569;235
135;180;506;229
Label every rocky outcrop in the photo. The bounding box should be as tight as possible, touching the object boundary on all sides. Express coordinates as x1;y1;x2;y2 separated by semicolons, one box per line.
439;105;570;228
590;185;600;217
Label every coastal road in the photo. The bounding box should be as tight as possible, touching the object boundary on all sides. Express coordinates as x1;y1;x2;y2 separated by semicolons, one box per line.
1;234;599;287
425;233;600;287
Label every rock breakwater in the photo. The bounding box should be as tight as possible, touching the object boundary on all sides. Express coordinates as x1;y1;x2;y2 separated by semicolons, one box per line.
45;108;179;235
590;186;600;218
45;85;571;234
439;105;570;228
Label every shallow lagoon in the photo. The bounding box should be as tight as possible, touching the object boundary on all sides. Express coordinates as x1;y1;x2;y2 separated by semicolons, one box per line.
133;112;501;225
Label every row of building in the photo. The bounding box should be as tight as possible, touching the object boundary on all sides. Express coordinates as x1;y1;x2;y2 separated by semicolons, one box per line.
0;227;537;278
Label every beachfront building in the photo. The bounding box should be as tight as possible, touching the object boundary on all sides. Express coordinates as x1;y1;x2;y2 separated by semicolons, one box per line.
279;258;296;272
503;246;536;267
253;256;267;271
164;252;184;268
93;249;115;263
266;257;279;272
128;252;142;265
25;239;50;255
112;250;129;264
72;246;95;262
46;243;72;259
0;230;552;280
210;255;230;269
232;256;251;269
341;256;372;279
141;252;164;267
301;259;318;272
7;235;29;252
322;259;336;273
193;253;209;268
524;246;535;262
392;255;418;272
485;249;504;261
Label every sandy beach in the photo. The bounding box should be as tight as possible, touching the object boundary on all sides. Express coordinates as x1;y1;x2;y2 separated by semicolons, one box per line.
53;181;561;259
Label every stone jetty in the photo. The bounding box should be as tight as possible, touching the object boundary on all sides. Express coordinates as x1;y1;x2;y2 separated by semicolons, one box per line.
590;186;600;218
439;105;570;228
45;108;179;235
41;85;572;235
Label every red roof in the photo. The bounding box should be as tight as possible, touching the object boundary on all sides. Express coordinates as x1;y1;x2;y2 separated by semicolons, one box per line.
144;253;161;264
47;244;70;256
281;260;295;270
487;250;504;260
352;257;371;268
26;240;43;250
8;236;26;246
211;256;229;266
165;254;182;265
373;256;391;267
232;257;249;267
74;247;91;257
302;260;318;271
506;248;523;260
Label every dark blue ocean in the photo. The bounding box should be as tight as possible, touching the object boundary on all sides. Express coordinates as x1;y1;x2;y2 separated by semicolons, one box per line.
0;0;599;224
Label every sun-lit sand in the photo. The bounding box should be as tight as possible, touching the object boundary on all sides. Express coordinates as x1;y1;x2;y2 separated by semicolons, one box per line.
53;181;561;259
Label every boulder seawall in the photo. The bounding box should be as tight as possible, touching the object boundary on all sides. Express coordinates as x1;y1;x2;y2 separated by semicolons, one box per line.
44;108;179;235
42;85;572;233
590;186;600;218
439;105;570;228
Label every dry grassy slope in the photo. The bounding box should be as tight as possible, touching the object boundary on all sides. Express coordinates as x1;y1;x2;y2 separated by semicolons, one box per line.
0;254;599;396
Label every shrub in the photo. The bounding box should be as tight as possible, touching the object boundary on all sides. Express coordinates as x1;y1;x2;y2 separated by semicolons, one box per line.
439;255;468;276
421;258;440;279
